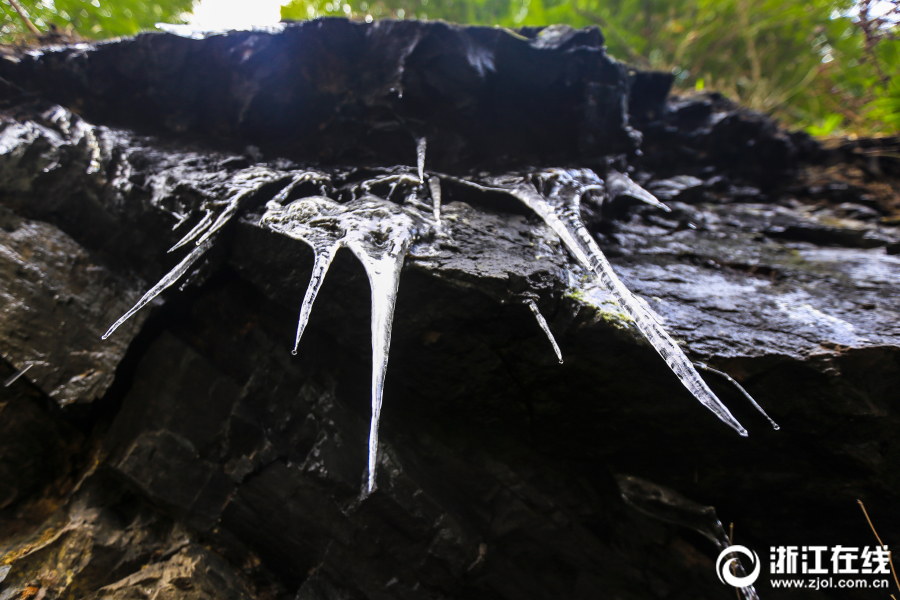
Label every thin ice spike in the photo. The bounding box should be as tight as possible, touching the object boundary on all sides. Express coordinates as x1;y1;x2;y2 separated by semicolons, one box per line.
505;183;747;436
292;245;339;355
4;363;33;387
195;189;252;246
428;176;442;225
103;239;213;339
171;212;192;230
694;362;779;430
169;210;213;252
261;196;420;495
272;178;301;205
416;137;426;184
606;171;671;212
525;298;563;363
347;246;407;495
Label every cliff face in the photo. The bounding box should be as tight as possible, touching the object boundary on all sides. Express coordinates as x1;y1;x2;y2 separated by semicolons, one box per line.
1;19;899;600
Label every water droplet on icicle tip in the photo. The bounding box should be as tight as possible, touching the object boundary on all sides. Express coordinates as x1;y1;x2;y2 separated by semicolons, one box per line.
524;298;563;363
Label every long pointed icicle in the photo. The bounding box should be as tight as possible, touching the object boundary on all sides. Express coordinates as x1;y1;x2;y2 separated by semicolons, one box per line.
484;176;747;436
292;246;339;354
416;137;427;184
525;298;563;363
260;196;346;352
103;239;213;339
4;363;34;387
344;201;417;495
106;172;299;340
347;246;407;495
261;196;421;495
428;176;442;226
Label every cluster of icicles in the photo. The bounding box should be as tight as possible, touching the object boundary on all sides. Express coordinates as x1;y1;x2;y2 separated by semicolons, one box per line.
103;140;777;496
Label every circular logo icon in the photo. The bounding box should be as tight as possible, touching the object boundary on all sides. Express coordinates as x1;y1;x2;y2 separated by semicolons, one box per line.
716;545;761;587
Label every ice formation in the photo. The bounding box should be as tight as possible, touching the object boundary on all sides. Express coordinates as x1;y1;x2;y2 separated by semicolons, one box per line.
3;362;34;387
524;298;563;364
618;474;760;600
447;169;749;436
428;176;442;226
261;195;425;494
693;362;779;430
103;240;214;340
416;137;427;184
104;144;779;494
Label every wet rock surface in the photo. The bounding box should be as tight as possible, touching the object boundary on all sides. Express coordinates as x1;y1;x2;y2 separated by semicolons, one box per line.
1;19;899;600
0;20;636;170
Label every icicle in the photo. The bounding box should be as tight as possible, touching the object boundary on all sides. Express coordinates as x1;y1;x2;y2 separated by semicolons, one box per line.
605;170;671;212
261;195;422;495
108;172;315;339
524;298;563;363
103;239;214;339
470;173;747;436
617;474;760;600
171;211;193;231
168;210;213;252
269;170;331;206
260;196;346;352
693;362;779;430
340;199;419;495
195;188;254;246
4;363;33;387
416;137;426;184
358;173;420;196
428;176;442;226
292;247;338;355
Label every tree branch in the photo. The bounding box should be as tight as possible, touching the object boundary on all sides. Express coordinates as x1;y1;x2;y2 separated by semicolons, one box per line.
6;0;41;37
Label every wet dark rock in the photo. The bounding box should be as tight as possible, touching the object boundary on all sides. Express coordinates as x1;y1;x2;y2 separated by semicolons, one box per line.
1;19;899;600
0;360;82;516
0;209;147;408
647;175;706;203
84;545;258;600
0;472;188;599
0;20;637;171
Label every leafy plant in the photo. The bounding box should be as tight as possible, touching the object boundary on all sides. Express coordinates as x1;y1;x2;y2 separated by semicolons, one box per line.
280;0;899;135
0;0;196;42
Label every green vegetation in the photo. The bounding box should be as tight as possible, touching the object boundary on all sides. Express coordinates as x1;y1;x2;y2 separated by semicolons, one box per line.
2;0;896;135
280;0;899;135
0;0;194;41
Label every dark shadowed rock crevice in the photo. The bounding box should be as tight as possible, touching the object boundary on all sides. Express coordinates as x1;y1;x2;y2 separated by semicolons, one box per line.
0;19;899;600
